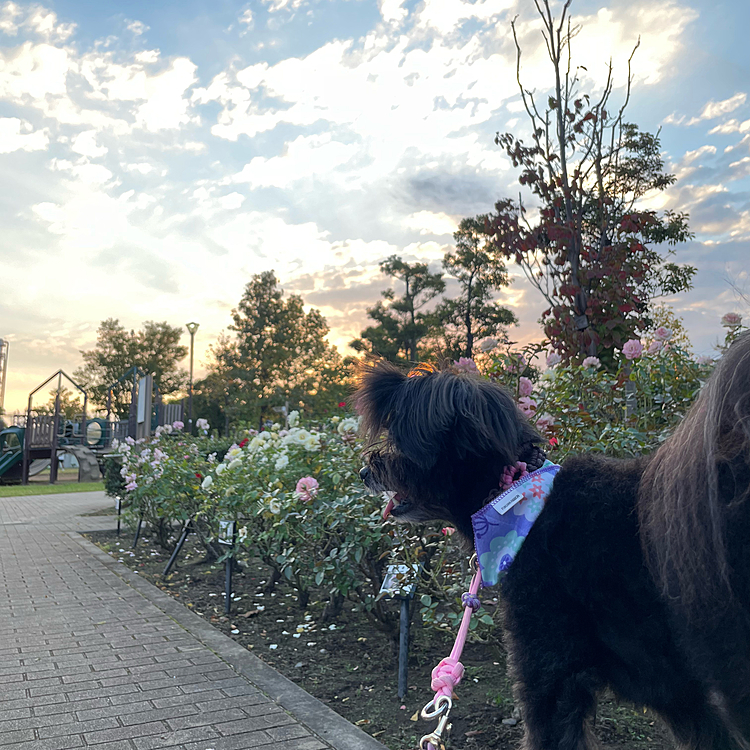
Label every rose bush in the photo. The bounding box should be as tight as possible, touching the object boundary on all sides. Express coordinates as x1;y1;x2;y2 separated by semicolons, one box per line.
108;315;742;645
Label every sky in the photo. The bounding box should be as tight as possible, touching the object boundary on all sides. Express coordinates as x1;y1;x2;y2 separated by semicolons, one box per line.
1;0;748;414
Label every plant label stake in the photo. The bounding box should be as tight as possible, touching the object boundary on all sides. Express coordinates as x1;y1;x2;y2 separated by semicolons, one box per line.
218;520;235;615
379;563;419;700
132;515;143;548
163;519;192;577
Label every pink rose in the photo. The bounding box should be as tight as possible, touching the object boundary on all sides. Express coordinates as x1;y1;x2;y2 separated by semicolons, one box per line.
721;312;742;328
535;414;555;431
546;352;561;368
295;476;319;502
518;396;537;418
654;326;672;341
453;357;478;373
441;527;455;536
622;339;643;360
518;376;533;397
581;356;600;369
647;340;662;355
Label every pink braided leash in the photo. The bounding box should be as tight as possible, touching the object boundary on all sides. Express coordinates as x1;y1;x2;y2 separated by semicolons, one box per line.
419;462;524;750
420;563;483;750
500;460;528;490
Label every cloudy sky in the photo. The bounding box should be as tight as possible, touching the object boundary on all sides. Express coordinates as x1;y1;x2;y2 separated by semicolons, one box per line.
1;0;748;414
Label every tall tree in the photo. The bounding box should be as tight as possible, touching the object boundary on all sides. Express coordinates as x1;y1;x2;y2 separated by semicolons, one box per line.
210;271;348;427
430;217;517;359
485;0;694;367
350;255;445;363
74;319;188;417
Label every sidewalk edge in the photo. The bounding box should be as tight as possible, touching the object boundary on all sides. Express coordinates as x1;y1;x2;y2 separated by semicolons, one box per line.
69;532;389;750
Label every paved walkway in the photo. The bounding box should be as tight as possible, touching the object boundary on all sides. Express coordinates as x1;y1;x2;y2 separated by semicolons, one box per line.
0;491;387;750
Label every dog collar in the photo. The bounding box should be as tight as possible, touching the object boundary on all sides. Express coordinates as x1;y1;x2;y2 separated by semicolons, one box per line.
471;460;560;586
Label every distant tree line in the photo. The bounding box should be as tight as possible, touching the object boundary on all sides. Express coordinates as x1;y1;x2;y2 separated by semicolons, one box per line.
350;224;517;364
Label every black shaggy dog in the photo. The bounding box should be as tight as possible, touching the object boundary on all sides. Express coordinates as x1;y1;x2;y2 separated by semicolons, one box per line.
355;333;750;750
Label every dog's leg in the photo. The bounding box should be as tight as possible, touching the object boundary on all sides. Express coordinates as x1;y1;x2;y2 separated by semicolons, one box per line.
504;611;601;750
655;688;749;750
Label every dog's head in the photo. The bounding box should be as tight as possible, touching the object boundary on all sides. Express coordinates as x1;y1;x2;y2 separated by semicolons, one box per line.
355;359;541;540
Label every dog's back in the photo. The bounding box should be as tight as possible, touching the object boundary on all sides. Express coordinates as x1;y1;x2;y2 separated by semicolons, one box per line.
638;332;750;737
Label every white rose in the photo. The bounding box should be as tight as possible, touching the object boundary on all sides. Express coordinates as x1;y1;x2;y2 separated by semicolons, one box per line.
201;475;213;490
275;454;289;471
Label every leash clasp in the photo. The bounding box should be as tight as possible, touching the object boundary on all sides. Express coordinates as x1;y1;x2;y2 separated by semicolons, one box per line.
419;695;452;750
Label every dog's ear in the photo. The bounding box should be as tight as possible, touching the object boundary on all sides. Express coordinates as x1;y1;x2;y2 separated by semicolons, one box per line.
354;359;408;440
452;379;535;464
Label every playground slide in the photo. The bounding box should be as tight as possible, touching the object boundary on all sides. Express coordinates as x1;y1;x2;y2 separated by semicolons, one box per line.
0;452;50;480
29;459;51;477
0;448;22;478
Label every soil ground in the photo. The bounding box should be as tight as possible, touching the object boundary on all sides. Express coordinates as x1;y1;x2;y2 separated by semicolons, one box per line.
86;528;674;750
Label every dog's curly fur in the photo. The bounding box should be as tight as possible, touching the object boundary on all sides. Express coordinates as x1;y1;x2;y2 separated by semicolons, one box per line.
355;335;750;750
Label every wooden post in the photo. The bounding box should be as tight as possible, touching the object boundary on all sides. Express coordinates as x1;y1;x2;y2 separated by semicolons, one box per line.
50;374;61;484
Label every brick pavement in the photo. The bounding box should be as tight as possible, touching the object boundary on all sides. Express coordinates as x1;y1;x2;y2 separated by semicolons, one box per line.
0;491;387;750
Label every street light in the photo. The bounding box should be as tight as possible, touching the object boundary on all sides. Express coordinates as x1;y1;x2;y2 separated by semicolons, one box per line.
186;322;200;433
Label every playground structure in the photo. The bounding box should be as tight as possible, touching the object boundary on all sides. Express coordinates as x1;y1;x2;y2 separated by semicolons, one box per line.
0;368;185;485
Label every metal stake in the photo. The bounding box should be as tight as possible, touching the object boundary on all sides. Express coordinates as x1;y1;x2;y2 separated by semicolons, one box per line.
132;516;143;548
224;555;233;615
398;595;410;699
163;521;191;577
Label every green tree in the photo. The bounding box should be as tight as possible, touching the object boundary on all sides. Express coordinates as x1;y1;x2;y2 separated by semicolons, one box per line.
350;255;445;363
74;319;188;417
429;217;517;359
485;0;694;367
35;387;83;419
210;271;348;428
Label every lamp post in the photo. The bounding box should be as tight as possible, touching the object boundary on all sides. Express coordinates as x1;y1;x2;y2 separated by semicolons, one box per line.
185;322;200;433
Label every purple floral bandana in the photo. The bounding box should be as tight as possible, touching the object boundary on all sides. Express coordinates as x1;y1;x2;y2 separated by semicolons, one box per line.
471;460;561;586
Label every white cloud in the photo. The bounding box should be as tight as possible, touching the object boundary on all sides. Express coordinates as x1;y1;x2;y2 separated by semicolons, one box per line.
239;8;254;28
134;57;197;130
0;1;22;35
218;192;245;210
125;162;154;174
0;40;71;99
231;132;359;188
70;129;107;158
416;0;513;35
380;0;408;25
694;92;747;122
262;0;306;12
403;210;458;236
0;116;48;152
708;118;750;136
126;19;149;36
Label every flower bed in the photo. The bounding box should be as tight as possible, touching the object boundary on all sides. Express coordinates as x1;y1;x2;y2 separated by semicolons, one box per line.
102;319;746;748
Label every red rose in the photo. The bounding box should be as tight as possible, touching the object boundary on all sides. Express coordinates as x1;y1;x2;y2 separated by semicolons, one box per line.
338;402;346;408
239;438;249;448
195;472;203;480
548;437;559;448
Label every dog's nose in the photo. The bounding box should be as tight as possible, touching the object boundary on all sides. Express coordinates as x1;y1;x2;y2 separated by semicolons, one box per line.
359;466;370;483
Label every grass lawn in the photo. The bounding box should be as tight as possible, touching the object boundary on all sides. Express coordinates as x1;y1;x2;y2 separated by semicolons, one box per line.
0;482;104;497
